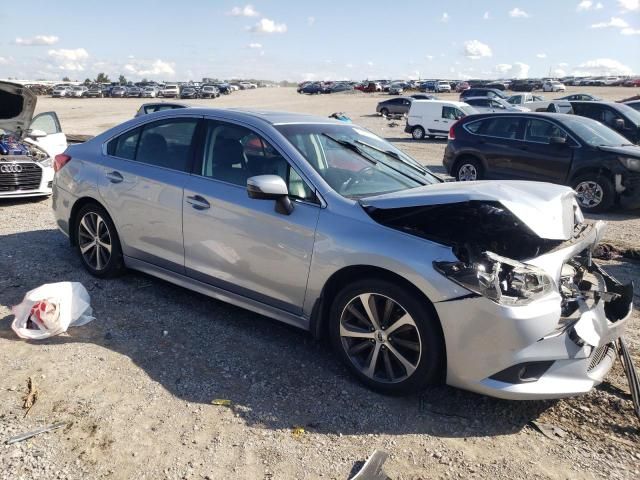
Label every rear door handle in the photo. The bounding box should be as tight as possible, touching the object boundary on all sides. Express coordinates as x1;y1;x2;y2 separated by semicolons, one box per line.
106;171;123;183
186;195;210;210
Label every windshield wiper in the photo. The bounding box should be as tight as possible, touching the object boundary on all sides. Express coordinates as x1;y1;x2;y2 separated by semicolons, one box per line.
321;133;377;165
354;140;430;177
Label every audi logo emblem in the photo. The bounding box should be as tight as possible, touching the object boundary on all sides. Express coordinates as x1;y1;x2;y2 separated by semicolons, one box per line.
0;164;23;173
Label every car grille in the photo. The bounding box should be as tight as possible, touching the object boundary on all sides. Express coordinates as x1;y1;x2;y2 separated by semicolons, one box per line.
587;343;614;372
0;163;42;192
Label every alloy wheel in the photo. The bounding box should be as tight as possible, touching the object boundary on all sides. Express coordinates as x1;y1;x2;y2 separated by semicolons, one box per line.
458;163;478;181
339;293;422;383
574;181;604;209
78;212;112;271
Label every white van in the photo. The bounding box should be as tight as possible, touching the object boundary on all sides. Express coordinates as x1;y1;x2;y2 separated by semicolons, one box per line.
404;100;477;139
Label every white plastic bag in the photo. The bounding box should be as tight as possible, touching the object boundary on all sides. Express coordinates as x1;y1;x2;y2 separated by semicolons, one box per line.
11;282;95;340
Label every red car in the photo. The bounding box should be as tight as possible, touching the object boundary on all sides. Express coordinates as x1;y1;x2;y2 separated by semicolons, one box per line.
455;81;470;93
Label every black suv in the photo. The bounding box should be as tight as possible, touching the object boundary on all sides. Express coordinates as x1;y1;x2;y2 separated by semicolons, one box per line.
459;88;507;102
569;101;640;145
443;113;640;212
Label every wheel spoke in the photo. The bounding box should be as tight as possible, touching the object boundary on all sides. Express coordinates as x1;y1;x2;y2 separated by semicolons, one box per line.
340;324;375;339
79;241;95;255
385;313;414;336
391;337;421;352
346;304;371;329
97;239;112;254
80;215;95;237
359;294;381;330
95;244;102;270
364;342;381;378
386;343;417;376
348;340;372;355
382;348;395;381
381;297;394;326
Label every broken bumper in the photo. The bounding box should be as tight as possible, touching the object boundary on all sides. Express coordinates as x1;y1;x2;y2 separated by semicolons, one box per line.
435;224;634;400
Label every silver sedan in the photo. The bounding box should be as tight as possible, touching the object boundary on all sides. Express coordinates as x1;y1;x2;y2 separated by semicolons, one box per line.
51;108;633;398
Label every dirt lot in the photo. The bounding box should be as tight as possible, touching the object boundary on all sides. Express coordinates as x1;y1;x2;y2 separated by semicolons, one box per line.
1;87;639;479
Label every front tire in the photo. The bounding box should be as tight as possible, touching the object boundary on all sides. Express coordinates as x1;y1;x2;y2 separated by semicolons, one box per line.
572;174;615;212
75;204;124;278
380;108;389;116
329;279;444;395
454;157;483;181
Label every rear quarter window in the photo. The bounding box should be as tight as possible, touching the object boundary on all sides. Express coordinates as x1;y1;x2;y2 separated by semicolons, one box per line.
463;120;483;134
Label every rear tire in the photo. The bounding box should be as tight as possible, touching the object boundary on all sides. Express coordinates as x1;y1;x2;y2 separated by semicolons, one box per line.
454;157;483;181
329;278;445;395
571;174;615;212
74;203;125;278
411;126;425;140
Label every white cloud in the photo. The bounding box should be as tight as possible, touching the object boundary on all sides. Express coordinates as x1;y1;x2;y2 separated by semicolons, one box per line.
345;63;353;68
577;1;593;10
575;58;633;75
494;62;530;78
366;61;374;67
124;59;176;77
558;62;570;67
248;43;262;48
551;68;567;77
48;48;89;71
228;5;259;17
249;18;287;33
621;27;640;34
591;17;629;28
426;55;434;60
463;40;492;59
483;11;490;20
618;0;639;11
15;35;59;46
307;16;316;26
441;12;449;22
0;57;9;65
536;53;547;58
509;8;530;18
597;2;604;7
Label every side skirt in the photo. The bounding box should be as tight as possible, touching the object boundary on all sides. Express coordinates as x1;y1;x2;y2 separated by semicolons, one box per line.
124;256;310;331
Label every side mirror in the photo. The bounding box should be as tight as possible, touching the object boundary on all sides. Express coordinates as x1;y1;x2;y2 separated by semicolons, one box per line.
28;129;47;138
549;136;567;145
614;118;625;130
247;175;294;215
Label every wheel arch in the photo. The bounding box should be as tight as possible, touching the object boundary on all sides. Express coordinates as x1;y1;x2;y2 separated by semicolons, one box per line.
568;165;616;185
452;153;486;175
310;265;446;364
68;196;111;246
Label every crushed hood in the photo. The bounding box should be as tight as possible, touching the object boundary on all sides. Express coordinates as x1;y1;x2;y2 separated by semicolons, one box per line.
360;180;578;241
0;81;36;135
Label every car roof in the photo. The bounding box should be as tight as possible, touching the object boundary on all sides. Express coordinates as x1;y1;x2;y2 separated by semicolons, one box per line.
149;107;345;126
461;112;588;123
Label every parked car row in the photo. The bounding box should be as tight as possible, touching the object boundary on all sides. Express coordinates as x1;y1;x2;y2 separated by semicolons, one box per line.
50;83;240;99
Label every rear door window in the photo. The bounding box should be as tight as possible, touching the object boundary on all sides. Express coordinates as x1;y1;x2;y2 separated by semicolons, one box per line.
107;127;141;160
135;118;198;171
480;117;522;139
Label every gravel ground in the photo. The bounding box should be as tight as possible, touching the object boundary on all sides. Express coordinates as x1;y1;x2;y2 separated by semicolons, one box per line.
1;87;639;479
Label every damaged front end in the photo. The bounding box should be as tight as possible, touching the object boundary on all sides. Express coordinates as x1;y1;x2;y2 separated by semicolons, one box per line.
361;184;634;399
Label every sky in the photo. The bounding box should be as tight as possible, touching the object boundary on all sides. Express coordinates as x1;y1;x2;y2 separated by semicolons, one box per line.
0;0;639;82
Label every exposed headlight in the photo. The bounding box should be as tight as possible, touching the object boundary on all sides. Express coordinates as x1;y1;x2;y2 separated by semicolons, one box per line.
39;157;53;168
619;156;640;172
434;252;554;305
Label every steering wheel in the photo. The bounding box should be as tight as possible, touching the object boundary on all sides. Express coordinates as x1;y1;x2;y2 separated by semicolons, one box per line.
339;166;375;194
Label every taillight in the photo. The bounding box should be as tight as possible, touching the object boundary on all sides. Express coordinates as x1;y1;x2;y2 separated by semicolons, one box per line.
448;123;457;140
54;154;71;172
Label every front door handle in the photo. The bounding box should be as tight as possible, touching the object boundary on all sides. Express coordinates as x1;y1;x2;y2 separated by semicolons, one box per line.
106;171;123;183
186;195;210;210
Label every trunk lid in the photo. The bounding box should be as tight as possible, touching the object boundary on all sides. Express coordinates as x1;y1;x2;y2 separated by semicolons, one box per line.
0;81;36;135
